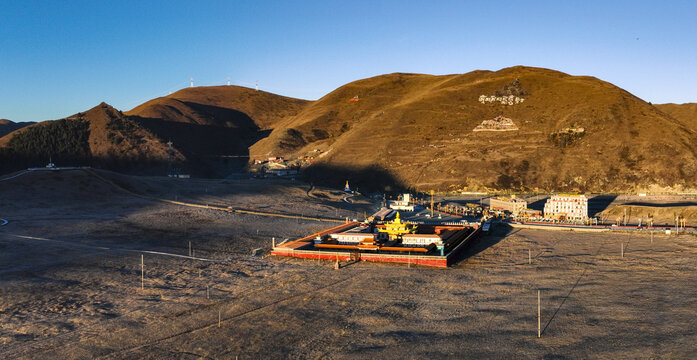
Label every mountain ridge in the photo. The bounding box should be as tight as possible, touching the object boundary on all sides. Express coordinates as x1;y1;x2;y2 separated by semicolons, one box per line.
2;66;696;192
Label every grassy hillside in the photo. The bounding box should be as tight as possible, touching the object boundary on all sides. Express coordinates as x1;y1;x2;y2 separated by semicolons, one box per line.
0;103;182;173
251;66;697;192
126;85;310;176
0;119;36;137
655;103;697;127
2;68;695;191
128;85;309;130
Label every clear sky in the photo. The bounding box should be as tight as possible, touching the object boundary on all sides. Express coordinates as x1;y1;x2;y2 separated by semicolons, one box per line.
1;1;696;121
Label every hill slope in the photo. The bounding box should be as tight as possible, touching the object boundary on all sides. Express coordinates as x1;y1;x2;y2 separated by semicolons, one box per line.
128;85;309;130
252;66;697;192
0;103;182;173
0;119;35;137
126;85;309;176
655;103;697;127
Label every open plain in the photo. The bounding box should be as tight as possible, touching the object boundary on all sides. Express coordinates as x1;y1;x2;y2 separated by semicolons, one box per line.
2;170;697;359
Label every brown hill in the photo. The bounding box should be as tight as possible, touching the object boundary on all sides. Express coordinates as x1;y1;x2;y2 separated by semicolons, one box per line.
0;103;182;172
655;103;697;127
251;66;697;192
72;102;183;164
127;85;308;129
0;119;36;138
125;86;309;176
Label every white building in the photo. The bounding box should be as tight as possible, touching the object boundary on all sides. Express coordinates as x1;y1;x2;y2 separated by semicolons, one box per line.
402;234;442;247
543;195;588;220
388;193;416;211
329;227;377;245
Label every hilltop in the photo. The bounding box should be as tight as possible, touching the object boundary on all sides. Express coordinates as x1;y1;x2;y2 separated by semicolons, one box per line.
127;85;308;129
0;86;307;176
252;66;697;192
655;103;697;127
125;86;309;176
0;119;35;137
0;103;182;173
2;67;696;192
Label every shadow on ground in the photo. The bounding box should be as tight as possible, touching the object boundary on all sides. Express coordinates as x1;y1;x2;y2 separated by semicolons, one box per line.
449;222;516;266
303;163;408;194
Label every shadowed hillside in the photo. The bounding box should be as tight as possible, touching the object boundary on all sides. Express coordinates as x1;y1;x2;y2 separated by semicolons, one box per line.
0;103;183;173
126;85;309;176
0;119;35;137
127;85;309;130
251;66;697;192
2;67;696;192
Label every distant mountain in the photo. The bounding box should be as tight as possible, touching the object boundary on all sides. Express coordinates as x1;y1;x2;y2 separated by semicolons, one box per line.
251;66;697;192
0;119;36;137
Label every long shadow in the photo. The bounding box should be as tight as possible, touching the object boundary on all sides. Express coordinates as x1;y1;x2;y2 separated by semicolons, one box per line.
302;163;409;193
588;195;618;217
449;222;517;266
526;195;618;218
623;201;697;207
130;103;274;178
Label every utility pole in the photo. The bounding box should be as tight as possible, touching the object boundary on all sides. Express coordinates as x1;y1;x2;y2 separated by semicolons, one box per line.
430;190;434;218
141;254;144;290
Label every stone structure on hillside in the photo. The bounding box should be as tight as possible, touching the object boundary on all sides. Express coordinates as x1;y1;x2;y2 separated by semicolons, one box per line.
479;94;525;105
473;116;519;132
495;78;528;97
479;79;528;105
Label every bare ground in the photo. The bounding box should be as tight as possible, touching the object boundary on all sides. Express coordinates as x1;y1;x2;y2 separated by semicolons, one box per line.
1;171;697;359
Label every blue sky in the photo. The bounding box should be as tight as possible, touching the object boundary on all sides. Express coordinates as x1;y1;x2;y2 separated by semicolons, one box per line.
1;1;695;121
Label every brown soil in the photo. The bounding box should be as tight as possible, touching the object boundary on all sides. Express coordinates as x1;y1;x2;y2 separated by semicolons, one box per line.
655;102;697;127
600;204;697;226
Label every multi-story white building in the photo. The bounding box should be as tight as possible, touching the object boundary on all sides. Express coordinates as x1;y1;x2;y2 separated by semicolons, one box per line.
489;197;527;216
388;193;416;211
543;195;588;220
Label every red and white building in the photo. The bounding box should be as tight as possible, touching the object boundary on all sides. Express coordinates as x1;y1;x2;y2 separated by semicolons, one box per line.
543;195;588;220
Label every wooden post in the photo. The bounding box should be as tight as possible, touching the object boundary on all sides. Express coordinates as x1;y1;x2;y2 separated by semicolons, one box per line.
537;290;541;338
272;237;275;248
141;254;144;290
621;243;624;258
218;309;221;327
189;241;192;257
528;249;531;264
